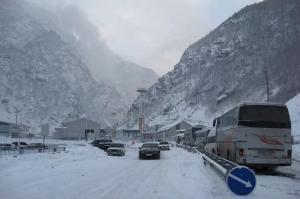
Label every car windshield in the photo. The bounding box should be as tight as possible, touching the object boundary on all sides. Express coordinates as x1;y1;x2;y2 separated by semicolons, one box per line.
142;144;158;148
20;142;27;145
160;142;168;144
239;105;291;122
109;144;123;148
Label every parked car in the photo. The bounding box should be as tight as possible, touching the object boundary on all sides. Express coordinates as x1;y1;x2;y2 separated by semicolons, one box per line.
106;143;125;156
27;143;48;149
11;142;28;149
139;142;160;159
0;143;12;150
158;141;170;150
91;139;113;150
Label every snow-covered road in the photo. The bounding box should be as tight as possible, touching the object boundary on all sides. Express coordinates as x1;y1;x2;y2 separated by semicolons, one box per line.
0;145;300;199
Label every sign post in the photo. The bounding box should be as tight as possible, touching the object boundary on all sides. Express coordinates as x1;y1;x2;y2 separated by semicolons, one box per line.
226;166;256;196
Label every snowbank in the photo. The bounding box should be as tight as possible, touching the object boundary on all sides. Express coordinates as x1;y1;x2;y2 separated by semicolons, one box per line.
286;93;300;137
293;144;300;162
1;144;300;198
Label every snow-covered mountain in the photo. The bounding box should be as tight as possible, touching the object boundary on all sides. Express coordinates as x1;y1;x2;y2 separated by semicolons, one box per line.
123;0;300;129
0;0;158;131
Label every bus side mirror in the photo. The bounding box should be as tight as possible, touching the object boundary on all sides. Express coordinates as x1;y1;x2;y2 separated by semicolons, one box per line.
214;118;220;127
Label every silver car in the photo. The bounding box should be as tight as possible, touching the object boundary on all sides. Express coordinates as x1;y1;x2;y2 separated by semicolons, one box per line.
106;143;125;156
158;141;170;150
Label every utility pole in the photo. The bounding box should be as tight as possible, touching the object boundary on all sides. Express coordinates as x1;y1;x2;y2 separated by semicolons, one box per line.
265;70;270;102
15;114;17;124
112;112;117;138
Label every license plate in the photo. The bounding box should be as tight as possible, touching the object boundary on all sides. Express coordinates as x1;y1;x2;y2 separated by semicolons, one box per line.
146;154;152;156
258;150;274;156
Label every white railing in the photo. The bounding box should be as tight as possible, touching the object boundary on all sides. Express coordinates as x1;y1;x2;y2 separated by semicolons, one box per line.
0;147;66;157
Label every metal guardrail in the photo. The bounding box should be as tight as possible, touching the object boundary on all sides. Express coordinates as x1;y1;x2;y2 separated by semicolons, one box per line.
176;143;256;196
0;147;66;157
176;144;238;180
175;144;198;153
196;149;238;181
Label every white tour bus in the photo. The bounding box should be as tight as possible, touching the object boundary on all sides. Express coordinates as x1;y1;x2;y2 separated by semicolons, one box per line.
205;102;292;169
194;128;212;149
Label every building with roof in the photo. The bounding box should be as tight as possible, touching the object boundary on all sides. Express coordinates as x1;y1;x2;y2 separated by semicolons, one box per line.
0;121;32;138
148;124;165;132
155;120;194;141
53;118;101;140
123;129;139;137
140;131;156;143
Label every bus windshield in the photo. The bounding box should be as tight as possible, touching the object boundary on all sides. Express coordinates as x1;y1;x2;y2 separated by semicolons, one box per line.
239;105;290;122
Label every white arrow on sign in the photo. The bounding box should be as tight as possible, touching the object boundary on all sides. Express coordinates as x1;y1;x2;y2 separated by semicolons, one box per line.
228;174;253;187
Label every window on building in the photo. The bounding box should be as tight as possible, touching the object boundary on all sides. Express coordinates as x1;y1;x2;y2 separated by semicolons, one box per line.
0;123;9;134
12;133;19;138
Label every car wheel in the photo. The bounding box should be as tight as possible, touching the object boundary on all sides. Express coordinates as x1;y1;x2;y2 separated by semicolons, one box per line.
157;155;160;160
123;152;125;156
139;155;142;159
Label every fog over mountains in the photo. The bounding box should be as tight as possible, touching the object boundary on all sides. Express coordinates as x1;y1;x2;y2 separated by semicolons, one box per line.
0;0;158;131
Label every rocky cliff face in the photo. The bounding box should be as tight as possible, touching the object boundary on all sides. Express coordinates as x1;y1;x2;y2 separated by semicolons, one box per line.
123;0;300;129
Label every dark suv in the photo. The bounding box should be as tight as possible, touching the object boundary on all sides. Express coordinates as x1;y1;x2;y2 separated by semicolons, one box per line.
91;139;113;150
139;142;160;159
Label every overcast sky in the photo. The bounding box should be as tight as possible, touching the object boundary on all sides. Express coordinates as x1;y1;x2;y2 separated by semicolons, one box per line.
28;0;262;76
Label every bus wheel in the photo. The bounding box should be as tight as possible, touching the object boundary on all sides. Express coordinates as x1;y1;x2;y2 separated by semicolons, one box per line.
227;151;231;161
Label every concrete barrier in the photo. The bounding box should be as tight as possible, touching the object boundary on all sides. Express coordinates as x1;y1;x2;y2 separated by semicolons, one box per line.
187;146;192;152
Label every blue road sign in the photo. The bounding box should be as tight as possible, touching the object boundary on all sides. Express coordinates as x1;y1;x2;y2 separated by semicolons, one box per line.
226;166;256;196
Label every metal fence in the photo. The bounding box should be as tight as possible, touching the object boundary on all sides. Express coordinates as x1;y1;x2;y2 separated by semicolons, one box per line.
0;147;66;157
175;144;199;153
